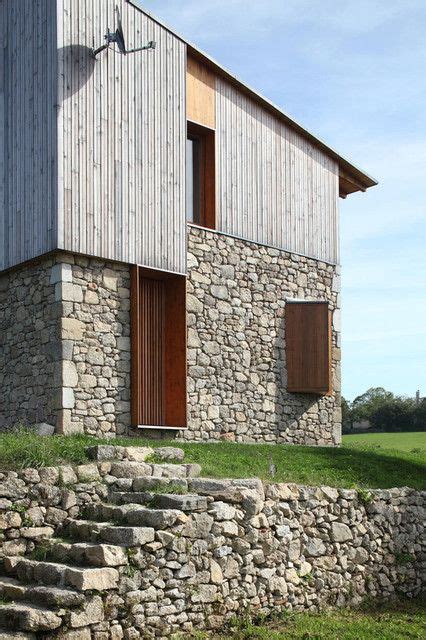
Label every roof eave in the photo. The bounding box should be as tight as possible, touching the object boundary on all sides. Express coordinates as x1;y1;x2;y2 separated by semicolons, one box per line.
128;1;378;196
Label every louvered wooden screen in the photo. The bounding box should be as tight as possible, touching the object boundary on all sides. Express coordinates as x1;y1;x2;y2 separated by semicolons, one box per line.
285;301;332;395
131;267;187;427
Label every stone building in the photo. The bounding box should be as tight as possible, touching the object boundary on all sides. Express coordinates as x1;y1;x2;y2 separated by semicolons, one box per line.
0;0;376;444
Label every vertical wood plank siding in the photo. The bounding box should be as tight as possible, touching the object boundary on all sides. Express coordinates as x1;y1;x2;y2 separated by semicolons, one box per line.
0;0;58;271
56;0;186;274
216;78;340;264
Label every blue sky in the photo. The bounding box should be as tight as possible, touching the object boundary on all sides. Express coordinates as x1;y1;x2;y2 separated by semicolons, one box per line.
139;0;426;401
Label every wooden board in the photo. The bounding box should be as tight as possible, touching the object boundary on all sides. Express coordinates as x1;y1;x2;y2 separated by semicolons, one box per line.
0;0;58;271
286;301;332;394
187;55;216;129
131;266;187;427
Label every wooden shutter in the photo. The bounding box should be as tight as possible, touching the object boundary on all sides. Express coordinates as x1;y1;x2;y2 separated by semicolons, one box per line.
286;301;332;394
131;267;187;427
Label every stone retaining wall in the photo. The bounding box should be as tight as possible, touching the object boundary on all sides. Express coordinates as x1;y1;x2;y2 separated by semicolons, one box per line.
186;226;342;444
0;457;424;638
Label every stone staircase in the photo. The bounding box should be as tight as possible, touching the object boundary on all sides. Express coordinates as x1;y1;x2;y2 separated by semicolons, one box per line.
0;445;206;638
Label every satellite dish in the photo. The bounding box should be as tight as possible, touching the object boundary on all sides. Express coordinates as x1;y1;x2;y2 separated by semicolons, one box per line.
93;6;156;58
115;10;126;54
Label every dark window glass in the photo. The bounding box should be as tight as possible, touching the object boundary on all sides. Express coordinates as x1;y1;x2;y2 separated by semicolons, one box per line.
186;135;201;223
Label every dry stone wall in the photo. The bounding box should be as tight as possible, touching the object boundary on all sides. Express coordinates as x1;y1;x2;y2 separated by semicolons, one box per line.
186;226;342;444
0;448;424;638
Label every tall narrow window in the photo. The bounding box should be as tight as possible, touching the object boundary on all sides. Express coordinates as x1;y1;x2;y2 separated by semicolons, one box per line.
186;135;202;224
186;121;215;229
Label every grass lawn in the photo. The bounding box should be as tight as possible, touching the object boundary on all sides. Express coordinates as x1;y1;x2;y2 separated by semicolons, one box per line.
343;431;426;452
0;429;424;489
207;597;426;640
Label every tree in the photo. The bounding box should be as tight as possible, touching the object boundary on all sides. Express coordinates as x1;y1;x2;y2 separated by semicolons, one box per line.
370;397;416;432
413;399;426;432
341;397;353;432
351;387;394;424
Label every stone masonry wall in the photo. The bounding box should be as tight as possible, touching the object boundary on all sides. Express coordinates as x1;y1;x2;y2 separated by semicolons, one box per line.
186;226;342;444
1;254;131;437
0;258;60;429
56;256;131;437
0;451;424;638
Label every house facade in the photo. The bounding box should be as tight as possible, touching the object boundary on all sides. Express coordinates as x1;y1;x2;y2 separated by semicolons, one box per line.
0;0;376;444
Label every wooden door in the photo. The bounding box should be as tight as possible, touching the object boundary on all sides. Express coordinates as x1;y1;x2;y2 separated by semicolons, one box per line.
131;267;187;427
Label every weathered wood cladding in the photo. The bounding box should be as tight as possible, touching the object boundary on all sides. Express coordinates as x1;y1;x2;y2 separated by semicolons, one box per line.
0;0;58;271
215;78;340;264
56;0;187;274
187;56;216;129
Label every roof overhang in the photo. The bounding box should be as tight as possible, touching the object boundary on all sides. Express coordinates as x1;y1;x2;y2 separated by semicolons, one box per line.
128;1;378;198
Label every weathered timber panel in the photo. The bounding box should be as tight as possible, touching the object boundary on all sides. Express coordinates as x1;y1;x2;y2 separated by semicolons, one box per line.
131;266;187;427
216;77;340;264
187;56;216;129
0;0;58;271
57;0;186;273
286;301;332;394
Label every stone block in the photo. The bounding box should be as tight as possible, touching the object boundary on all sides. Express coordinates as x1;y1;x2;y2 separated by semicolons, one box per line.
103;270;118;291
62;361;78;387
62;388;75;409
100;526;155;546
34;423;55;436
331;522;353;543
50;263;73;284
61;318;84;340
123;447;154;462
65;567;119;591
76;464;100;482
70;595;104;628
58;282;83;303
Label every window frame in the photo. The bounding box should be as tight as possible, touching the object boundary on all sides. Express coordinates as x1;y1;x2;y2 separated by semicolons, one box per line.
186;121;215;230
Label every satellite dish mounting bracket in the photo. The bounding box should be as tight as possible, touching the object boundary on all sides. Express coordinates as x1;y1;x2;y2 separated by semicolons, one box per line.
93;7;156;58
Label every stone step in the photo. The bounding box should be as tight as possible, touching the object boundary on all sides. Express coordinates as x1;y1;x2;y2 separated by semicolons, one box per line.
85;502;187;528
0;576;85;609
111;491;208;512
109;460;201;479
0;603;62;632
50;540;128;567
188;477;264;499
130;477;188;492
4;557;119;592
63;518;155;547
150;463;201;478
87;444;185;463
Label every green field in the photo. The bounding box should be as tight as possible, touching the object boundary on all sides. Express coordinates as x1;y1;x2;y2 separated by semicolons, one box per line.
206;597;426;640
343;431;426;452
0;429;424;489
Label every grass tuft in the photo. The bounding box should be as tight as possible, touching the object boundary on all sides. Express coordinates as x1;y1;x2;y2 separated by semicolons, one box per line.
211;596;426;639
